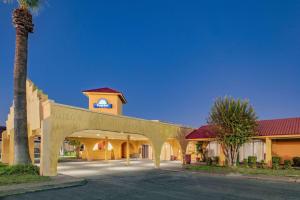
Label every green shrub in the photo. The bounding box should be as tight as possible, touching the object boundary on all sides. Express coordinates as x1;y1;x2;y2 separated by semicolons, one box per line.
64;151;76;157
292;157;300;167
272;156;281;170
248;156;257;168
206;157;213;166
243;159;248;167
0;165;39;176
284;160;292;170
0;162;7;168
260;160;267;169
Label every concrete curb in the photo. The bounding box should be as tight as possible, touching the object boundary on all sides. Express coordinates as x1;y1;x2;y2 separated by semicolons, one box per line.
0;175;87;198
238;174;300;183
161;168;300;184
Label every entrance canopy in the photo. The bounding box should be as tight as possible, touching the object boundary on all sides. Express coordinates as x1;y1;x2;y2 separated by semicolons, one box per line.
2;80;193;176
69;130;149;141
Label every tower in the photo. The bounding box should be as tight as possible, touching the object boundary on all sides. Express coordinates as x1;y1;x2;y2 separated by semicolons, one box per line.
82;87;127;115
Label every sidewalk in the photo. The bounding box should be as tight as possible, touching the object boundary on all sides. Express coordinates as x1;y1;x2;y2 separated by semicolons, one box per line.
0;174;87;197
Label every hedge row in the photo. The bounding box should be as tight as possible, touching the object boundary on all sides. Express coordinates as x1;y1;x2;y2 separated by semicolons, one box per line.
0;164;39;176
241;156;299;169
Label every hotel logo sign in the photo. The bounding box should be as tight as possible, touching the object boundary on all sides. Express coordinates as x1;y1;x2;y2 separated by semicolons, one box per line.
94;98;112;109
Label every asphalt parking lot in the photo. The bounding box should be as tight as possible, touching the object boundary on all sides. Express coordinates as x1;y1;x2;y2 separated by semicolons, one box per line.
4;160;300;200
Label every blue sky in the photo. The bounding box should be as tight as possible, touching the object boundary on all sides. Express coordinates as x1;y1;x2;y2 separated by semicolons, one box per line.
0;0;299;127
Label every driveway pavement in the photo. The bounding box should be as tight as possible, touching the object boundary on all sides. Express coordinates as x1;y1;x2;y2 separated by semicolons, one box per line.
3;160;300;200
57;159;181;178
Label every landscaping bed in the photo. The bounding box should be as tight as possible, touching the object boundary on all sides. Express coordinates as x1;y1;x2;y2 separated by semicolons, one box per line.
185;164;300;177
0;163;50;186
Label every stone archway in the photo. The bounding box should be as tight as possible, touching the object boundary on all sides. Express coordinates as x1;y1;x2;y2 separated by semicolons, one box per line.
40;122;168;176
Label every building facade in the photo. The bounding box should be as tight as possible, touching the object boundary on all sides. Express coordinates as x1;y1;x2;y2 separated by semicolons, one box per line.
1;80;192;176
186;118;300;166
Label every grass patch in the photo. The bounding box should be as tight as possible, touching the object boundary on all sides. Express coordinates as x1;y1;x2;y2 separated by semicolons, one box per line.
0;163;50;186
0;175;50;186
186;165;300;177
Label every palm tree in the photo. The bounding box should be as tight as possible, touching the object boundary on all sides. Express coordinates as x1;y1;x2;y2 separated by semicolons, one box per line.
5;0;41;164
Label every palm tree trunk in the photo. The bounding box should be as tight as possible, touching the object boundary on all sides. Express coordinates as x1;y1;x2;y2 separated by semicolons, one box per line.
12;8;34;164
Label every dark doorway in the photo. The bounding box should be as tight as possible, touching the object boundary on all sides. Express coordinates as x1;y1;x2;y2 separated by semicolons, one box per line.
142;144;149;159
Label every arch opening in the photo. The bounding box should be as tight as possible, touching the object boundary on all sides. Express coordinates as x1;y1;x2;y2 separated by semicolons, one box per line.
160;139;183;161
41;128;169;176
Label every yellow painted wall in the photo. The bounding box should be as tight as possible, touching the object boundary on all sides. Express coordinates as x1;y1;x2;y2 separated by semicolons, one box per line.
69;137;182;162
160;139;182;161
28;136;35;164
81;149;112;160
186;141;196;162
272;139;300;161
84;92;123;115
74;138;143;161
1;131;9;164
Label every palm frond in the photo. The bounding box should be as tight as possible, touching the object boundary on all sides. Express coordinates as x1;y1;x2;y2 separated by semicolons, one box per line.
18;0;40;9
4;0;43;11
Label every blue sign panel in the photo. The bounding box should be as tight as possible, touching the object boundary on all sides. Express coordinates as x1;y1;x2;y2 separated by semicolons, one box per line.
94;98;113;109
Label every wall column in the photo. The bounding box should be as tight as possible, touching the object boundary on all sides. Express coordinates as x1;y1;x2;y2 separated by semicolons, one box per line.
84;142;94;161
152;142;163;168
40;119;62;176
126;135;130;165
105;136;108;161
265;138;272;167
9;130;15;165
219;144;225;166
1;131;9;164
28;136;35;164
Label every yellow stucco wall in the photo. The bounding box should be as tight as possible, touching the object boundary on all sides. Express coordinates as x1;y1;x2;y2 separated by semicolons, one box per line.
163;139;182;160
272;139;300;161
72;138;181;161
265;138;272;166
1;131;9;164
75;138;142;160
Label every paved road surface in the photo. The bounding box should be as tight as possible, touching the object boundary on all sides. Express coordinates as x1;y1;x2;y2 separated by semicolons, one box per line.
3;160;300;200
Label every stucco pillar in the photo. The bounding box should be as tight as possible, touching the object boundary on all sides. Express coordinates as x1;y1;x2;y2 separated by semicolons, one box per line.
174;134;188;165
40;119;62;176
126;135;130;165
105;137;108;161
84;142;94;161
40;136;61;176
152;142;163;168
219;145;225;166
9;130;15;165
180;144;187;165
1;131;9;164
265;138;272;167
28;136;35;164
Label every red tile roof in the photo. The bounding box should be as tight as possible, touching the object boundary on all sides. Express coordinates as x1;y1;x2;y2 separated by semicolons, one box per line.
186;117;300;139
82;87;127;104
258;118;300;136
82;87;121;94
186;125;216;139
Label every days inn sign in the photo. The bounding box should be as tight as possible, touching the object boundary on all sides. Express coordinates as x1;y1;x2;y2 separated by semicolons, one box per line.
94;98;112;109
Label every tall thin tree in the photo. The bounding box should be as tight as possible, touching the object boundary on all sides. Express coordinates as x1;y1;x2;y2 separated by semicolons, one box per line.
208;97;258;167
5;0;41;164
